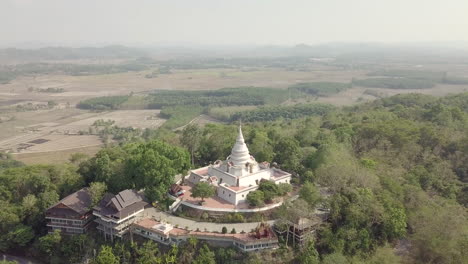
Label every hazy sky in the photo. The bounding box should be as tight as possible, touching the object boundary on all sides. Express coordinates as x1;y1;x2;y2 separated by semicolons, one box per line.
2;0;468;47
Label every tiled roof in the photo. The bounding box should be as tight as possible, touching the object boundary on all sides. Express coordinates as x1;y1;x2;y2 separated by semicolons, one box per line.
48;187;92;215
95;189;148;220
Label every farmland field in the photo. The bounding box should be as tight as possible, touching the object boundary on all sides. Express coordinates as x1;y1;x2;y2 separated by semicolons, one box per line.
0;108;165;163
1;57;468;164
12;144;102;165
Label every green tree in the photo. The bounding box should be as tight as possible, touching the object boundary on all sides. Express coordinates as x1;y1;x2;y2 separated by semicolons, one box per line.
112;242;132;264
7;224;34;247
249;130;275;162
302;170;315;183
197;124;237;164
0;152;24;171
125;140;190;202
277;182;292;196
299;182;321;209
273;137;301;174
193;244;215;264
322;252;349;264
382;207;406;240
38;229;62;256
136;240;161;264
246;190;264;206
37;190;59;211
164;244;179;264
95;245;119;264
181;124;201;167
179;237;198;264
89;182;107;208
258;180;280;202
215;247;237;264
408;198;468;264
191;182;215;202
363;245;402;264
21;194;39;221
297;240;319;264
69;153;89;165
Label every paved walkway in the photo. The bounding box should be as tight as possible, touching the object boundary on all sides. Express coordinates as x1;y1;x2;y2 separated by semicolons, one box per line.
142;208;275;233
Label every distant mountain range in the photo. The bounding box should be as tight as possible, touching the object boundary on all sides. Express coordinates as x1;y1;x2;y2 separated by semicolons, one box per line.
0;45;149;63
1;42;467;64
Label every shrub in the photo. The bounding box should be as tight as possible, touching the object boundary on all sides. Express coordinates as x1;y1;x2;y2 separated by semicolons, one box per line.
258;180;280;201
278;183;293;196
246;190;265;206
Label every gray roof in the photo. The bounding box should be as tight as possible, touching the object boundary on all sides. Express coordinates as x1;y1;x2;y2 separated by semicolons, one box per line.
108;189;142;211
48;187;92;215
95;189;148;220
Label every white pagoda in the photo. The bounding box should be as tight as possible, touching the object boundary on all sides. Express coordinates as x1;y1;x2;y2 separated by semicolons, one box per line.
186;125;291;205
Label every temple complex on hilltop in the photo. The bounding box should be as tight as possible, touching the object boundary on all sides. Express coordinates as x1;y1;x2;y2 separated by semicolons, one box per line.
186;125;292;205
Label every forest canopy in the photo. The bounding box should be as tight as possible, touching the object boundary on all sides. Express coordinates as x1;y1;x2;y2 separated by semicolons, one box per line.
1;92;467;264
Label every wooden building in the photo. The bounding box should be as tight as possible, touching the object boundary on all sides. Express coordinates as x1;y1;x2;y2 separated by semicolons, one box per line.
45;188;94;234
93;189;148;242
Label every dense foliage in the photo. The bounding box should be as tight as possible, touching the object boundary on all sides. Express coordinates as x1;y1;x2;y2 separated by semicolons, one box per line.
367;69;447;81
148;87;290;109
230;103;335;122
181;93;467;263
352;77;436;89
79;140;190;202
289;82;351;96
364;69;468;88
77;95;131;110
1;92;467;264
0;164;84;252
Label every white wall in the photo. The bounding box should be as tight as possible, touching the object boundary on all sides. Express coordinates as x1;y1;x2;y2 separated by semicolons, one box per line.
217;185;257;205
272;176;291;185
235;188;254;205
238;170;271;187
187;172;205;184
208;167;237;186
217;186;237;204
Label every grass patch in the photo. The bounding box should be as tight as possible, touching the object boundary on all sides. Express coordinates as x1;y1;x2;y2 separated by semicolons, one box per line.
159;105;205;129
